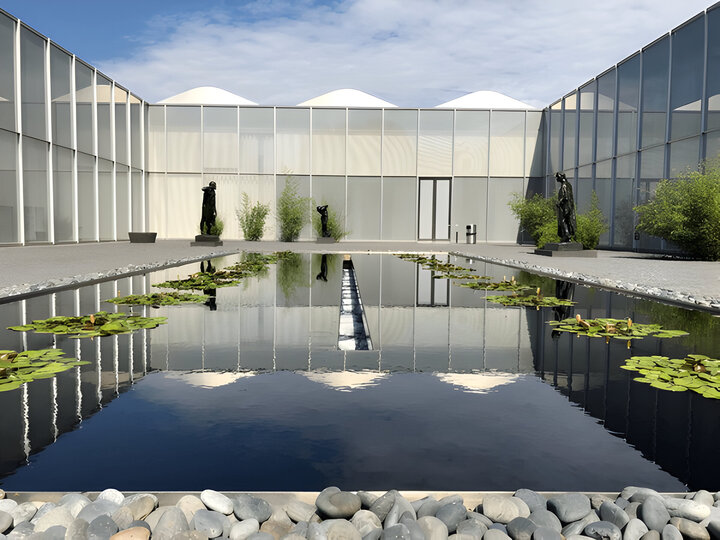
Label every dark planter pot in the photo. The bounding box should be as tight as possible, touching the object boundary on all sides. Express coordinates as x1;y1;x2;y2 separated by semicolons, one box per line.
129;232;157;243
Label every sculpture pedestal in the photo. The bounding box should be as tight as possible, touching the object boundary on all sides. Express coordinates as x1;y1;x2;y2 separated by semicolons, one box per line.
316;237;335;244
128;232;157;243
191;234;223;247
534;242;597;257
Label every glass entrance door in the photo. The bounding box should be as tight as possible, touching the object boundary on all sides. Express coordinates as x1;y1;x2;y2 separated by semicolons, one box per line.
418;178;451;240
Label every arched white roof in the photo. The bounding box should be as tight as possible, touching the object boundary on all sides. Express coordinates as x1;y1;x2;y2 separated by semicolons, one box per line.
300;370;388;392
298;89;397;108
158;86;257;105
435;372;519;394
436;90;535;109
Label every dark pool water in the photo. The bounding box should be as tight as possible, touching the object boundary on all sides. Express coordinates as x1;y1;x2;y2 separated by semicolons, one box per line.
0;252;718;492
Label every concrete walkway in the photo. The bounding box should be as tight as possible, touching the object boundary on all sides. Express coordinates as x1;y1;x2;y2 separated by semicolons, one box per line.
0;240;718;312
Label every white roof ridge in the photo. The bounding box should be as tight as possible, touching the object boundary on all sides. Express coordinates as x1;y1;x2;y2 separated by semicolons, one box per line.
436;90;535;109
297;88;397;107
158;86;258;105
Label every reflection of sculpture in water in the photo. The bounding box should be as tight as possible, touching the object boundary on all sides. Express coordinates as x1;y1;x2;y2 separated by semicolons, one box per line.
551;279;575;339
200;260;217;311
316;205;330;238
555;172;576;243
316;254;328;282
200;181;217;235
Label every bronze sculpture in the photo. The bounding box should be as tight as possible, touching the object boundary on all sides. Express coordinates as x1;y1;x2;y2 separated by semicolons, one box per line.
200;181;217;235
316;204;330;238
555;173;576;243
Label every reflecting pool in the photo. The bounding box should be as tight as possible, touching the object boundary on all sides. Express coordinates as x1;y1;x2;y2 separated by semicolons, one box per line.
0;253;718;492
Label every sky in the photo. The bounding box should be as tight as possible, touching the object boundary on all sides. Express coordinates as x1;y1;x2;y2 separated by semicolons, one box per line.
1;0;716;107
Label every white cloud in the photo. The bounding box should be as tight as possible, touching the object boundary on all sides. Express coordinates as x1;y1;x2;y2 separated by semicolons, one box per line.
99;0;714;107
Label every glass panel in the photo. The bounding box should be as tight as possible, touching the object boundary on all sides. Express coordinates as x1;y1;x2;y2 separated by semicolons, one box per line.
578;83;595;166
383;110;417;176
52;145;73;242
452;177;487;242
239;108;273;174
130;96;142;169
50;46;72;148
166;106;201;172
0;129;18;242
418;179;433;240
131;170;143;232
22;136;48;242
617;55;640;156
487;178;523;242
147;173;166;238
276;108;309;174
98;158;113;240
166;174;203;238
97;75;112;160
276;174;311;240
669;137;700;177
434;179;450;240
204;107;238;173
347;109;381;175
576;164;593;214
614;154;635;248
21;28;46;140
0;14;15;132
347;177;380;240
116;164;129;239
549;102;562;174
707;130;720;161
638;146;665;251
641;38;669;148
563;94;577;170
115;86;128;164
595;159;612;246
525;111;544;177
670;17;704;140
596;70;616;161
382;177;415;240
454;111;489;176
237;174;275;238
418;110;452;176
312;109;345;175
77;152;95;241
146;106;165;172
489;111;525;177
312;176;345;238
75;62;94;154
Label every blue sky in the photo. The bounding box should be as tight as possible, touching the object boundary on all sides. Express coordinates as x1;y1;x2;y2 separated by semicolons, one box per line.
2;0;715;107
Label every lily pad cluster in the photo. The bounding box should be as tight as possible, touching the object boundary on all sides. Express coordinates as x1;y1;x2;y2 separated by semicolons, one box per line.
549;315;689;342
8;312;167;338
0;349;90;392
487;289;575;308
621;354;720;399
107;292;209;306
155;252;288;290
396;254;488;280
458;276;533;292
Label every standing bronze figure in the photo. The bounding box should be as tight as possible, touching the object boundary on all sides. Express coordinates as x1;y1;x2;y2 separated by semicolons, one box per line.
200;181;217;235
316;205;330;238
555;173;576;243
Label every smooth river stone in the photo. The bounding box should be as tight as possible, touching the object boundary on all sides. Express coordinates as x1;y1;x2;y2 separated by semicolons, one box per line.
88;514;119;540
516;491;548;514
7;520;35;539
640;497;671;532
201;490;234;516
0;511;11;534
622;488;660;504
615;500;630;511
624;518;649;540
176;495;206;524
110;526;151;540
33;506;74;533
358;492;380;510
145;507;172;531
44;525;68;540
192;509;226;538
694;493;715;508
584;520;622;540
111;506;134;531
661;525;682;540
317;489;362;521
625;503;641;520
466;511;493;529
664;499;711;522
385;496;416;528
669;517;710;540
121;495;156;522
592;497;615;512
77;500;122;524
436;503;467;533
533;526;563;540
485;497;531;525
382;524;411;540
260;509;294;540
566;536;595;540
59;493;91;519
0;501;17;514
641;531;661;540
153;507;190;540
456;518;487;539
417;516;448;540
229;518;260;540
485;528;512;540
370;492;398;523
506;517;537;540
708;521;720;540
600;502;630;530
400;516;426;540
561;511;601;537
97;489;125;506
529;510;562;532
11;503;37;527
323;519;362;540
418;500;442;519
247;533;275;540
65;517;90;540
352;510;383;537
31;502;57;523
285;501;317;523
547;494;591;524
234;495;272;524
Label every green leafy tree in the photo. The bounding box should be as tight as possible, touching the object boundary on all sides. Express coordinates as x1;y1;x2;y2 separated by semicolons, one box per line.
635;160;720;260
277;176;311;242
311;200;349;241
237;193;270;241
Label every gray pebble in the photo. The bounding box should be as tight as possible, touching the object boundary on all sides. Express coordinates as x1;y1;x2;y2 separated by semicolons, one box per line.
358;493;379;510
31;503;57;524
43;525;67;540
547;494;591;524
561;511;601;537
466;512;493;529
76;501;121;525
201;490;234;516
623;489;660;504
515;491;547;514
624;518;649;540
285;501;317;524
110;506;134;531
11;504;37;527
352;510;382;537
457;519;487;538
490;524;509;534
418;501;442;519
506;517;537;540
417;516;448;540
661;525;682;540
129;520;152;533
192;509;226;538
641;532;660;540
615;500;630;511
600;502;629;530
234;495;272;524
7;521;35;539
64;518;89;540
694;493;715;508
584;520;621;540
400;516;425;540
87;515;118;540
485;529;512;540
669;517;710;540
153;507;190;540
0;512;11;535
364;529;383;540
0;502;17;514
229;518;260;540
708;521;720;540
385;497;416;529
121;495;156;522
58;494;91;519
436;503;467;534
370;493;398;523
32;507;73;533
625;503;641;520
412;498;435;513
664;499;711;522
96;489;124;507
382;524;410;540
483;497;530;525
533;527;563;540
640;497;671;532
528;510;561;532
592;498;614;512
247;534;275;540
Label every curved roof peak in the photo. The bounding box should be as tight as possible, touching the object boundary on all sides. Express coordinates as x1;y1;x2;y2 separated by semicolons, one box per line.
436;90;535;110
157;86;257;105
297;88;397;108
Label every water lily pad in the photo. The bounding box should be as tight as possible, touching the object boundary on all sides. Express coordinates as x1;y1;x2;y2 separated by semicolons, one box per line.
624;354;720;399
7;311;167;338
487;293;575;308
0;348;90;392
107;292;209;306
548;316;688;342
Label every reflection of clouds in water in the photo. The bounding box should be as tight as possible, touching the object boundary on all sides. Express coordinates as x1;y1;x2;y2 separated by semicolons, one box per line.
300;371;388;392
163;370;256;389
435;372;519;394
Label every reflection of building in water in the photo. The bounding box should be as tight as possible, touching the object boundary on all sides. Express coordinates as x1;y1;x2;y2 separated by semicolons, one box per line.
435;373;519;394
299;371;388;392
